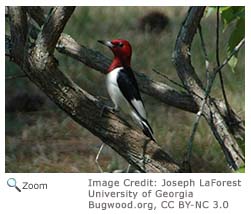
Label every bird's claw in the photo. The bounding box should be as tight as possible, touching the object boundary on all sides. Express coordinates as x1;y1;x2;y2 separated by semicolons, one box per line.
100;105;118;117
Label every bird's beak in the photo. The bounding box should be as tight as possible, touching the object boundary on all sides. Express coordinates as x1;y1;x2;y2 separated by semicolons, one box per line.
98;40;114;48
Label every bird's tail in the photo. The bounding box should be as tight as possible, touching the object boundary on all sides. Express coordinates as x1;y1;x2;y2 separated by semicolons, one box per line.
141;119;157;143
131;111;157;143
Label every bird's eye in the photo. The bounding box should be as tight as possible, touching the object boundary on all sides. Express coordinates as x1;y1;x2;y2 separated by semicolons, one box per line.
118;42;124;47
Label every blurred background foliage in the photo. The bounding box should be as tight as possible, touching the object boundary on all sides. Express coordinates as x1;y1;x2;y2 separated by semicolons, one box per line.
5;6;244;172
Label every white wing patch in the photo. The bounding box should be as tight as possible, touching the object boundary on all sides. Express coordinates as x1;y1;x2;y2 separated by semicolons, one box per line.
131;99;146;119
131;111;143;128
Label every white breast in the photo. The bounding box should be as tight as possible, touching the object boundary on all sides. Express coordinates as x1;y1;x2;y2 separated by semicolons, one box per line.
106;67;126;110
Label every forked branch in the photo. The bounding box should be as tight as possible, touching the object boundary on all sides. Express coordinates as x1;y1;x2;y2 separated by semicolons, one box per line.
173;6;244;170
8;6;181;173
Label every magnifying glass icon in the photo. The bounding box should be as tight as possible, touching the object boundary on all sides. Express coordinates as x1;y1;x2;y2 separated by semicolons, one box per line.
7;178;21;192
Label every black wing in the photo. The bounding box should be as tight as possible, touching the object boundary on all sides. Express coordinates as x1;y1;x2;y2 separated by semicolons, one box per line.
117;67;145;118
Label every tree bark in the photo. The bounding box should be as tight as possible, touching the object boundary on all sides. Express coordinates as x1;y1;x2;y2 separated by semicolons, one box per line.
8;7;28;66
173;7;244;169
7;6;181;173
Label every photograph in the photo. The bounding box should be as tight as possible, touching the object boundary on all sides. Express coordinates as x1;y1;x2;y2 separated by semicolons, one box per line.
5;6;245;173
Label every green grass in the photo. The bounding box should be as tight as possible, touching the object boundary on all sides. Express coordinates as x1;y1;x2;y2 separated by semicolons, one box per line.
5;7;244;172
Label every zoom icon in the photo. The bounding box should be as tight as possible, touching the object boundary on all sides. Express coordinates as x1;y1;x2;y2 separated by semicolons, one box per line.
7;178;21;192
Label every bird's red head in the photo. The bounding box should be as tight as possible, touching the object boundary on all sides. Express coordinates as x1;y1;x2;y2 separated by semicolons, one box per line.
98;39;132;72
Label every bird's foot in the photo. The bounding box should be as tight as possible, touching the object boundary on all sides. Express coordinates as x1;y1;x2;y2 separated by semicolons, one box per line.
100;105;118;117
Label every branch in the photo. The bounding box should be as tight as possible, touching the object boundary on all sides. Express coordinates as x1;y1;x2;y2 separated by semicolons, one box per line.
216;7;232;123
8;6;182;173
36;7;75;54
8;7;28;66
6;74;27;80
173;6;244;170
184;23;211;170
25;6;45;26
27;56;181;173
215;39;245;74
24;6;245;141
198;24;210;85
152;68;187;91
185;38;245;170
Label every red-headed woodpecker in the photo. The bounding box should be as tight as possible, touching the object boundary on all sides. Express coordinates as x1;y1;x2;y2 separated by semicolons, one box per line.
98;39;156;142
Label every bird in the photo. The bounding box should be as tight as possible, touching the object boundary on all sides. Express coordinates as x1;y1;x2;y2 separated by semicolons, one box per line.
98;39;156;142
